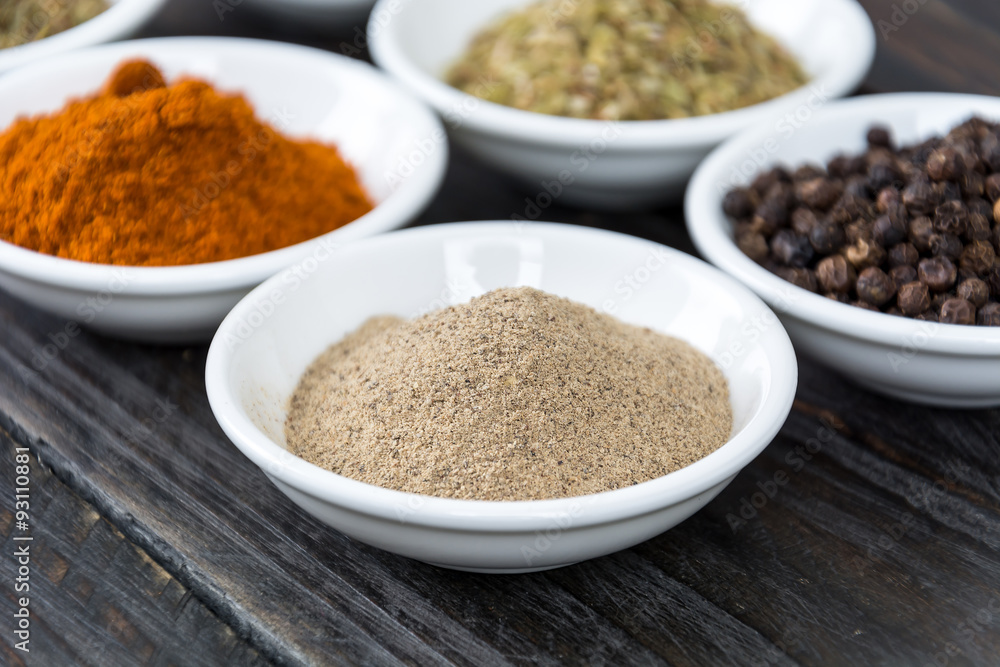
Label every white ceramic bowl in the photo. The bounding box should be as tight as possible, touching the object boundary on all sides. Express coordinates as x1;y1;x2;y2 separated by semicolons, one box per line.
0;0;165;74
368;0;874;209
239;0;374;26
0;37;447;343
206;221;797;573
686;93;1000;408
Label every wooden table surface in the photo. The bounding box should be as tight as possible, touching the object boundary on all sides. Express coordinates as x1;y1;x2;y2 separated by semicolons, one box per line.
2;1;1000;665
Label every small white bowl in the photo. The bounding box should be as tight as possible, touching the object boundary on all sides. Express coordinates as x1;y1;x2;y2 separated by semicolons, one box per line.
205;221;797;573
0;0;165;74
686;93;1000;408
0;37;447;343
368;0;874;209
239;0;374;26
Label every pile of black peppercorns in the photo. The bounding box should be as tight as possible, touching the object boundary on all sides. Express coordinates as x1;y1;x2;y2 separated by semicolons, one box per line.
723;117;1000;326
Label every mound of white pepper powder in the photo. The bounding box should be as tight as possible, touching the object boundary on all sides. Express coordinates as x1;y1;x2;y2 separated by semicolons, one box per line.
286;287;732;501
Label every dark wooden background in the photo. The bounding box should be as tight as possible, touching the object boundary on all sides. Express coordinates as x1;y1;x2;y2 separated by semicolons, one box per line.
2;1;999;665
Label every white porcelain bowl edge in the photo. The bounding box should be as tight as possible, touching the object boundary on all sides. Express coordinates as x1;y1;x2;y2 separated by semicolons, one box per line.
686;93;1000;407
0;37;447;342
369;0;875;208
206;221;798;572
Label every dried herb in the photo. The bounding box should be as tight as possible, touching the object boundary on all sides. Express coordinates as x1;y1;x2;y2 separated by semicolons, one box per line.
446;0;808;121
1;0;108;49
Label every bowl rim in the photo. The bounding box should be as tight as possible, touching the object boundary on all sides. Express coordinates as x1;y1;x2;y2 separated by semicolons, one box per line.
367;0;875;149
205;220;799;532
0;0;167;73
685;91;1000;354
0;36;448;295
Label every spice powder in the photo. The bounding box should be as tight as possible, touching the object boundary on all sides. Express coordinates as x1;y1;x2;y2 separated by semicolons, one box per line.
286;287;732;501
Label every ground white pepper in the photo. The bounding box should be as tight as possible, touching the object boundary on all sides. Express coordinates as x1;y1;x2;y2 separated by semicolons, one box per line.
286;287;732;501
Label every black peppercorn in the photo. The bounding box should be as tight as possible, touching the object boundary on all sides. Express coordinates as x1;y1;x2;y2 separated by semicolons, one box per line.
960;171;985;199
845;239;886;269
770;229;813;267
918;256;958;292
844;174;870;199
825;291;852;304
876;187;900;213
959;240;996;275
790;207;819;236
957;278;990;307
934;180;962;203
846;220;873;245
867;125;893;149
828;154;865;178
929;233;964;260
722;188;756;219
889;264;918;289
736;229;770;263
984;173;1000;202
939;298;977;325
898;281;931;316
856;267;896;306
750;168;789;198
776;267;818;293
751;199;787;235
792;164;827;182
868;162;899;192
981;132;1000;171
816;255;855;293
978;302;1000;326
986;260;1000;297
766;181;796;211
872;214;907;247
887;242;918;268
723;117;1000;327
901;179;936;215
796;178;842;210
927;146;962;181
933;200;968;236
908;216;935;252
930;292;951;313
964;199;992;241
809;220;846;254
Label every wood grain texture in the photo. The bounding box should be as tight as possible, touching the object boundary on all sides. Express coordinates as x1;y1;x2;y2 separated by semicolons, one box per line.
0;427;270;667
0;1;999;665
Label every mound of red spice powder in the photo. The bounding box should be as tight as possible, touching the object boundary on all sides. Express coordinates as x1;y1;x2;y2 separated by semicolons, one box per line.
0;60;373;266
